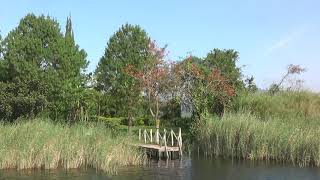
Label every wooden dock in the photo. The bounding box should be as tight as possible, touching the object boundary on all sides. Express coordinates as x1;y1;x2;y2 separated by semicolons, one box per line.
135;128;183;159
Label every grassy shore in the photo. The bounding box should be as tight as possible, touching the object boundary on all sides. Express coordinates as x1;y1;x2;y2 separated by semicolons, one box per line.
0;119;145;174
195;91;320;167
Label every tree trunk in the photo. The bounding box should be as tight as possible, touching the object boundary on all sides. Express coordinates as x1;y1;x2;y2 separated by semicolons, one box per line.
128;115;132;135
156;119;160;129
155;97;160;129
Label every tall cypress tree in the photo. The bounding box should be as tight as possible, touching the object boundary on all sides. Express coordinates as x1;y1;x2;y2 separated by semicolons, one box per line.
65;15;74;44
60;15;89;121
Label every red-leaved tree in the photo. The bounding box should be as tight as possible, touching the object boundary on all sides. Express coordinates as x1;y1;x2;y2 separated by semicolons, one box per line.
124;40;169;129
173;56;235;118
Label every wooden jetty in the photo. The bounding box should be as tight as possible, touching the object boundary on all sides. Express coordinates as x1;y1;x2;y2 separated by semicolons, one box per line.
136;128;183;159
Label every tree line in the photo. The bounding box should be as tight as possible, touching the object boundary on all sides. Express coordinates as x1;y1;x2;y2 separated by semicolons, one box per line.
0;14;257;128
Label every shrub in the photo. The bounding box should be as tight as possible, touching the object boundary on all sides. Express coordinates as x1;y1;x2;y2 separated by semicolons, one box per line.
95;116;122;130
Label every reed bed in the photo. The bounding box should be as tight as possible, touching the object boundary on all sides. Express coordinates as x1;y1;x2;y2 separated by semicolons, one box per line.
0;119;145;174
195;112;320;167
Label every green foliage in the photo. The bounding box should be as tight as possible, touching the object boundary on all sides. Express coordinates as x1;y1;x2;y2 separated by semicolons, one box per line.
95;24;150;119
65;15;74;43
133;117;151;126
244;76;258;93
200;49;258;115
90;115;149;130
161;99;181;124
0;15;251;126
95;116;122;129
1;14;88;121
0;80;47;120
3;14;62;82
204;49;244;90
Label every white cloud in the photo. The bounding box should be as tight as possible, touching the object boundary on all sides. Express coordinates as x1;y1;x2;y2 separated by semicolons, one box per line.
265;27;307;55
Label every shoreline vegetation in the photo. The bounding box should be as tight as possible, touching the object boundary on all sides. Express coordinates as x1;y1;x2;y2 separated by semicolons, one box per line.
0;120;145;174
1;91;319;174
1;13;320;174
195;91;320;167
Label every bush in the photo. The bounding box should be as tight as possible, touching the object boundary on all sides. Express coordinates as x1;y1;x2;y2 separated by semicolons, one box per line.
95;116;122;129
133;117;144;126
0;81;47;120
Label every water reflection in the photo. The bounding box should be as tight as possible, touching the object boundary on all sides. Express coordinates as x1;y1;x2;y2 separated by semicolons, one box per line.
1;157;320;180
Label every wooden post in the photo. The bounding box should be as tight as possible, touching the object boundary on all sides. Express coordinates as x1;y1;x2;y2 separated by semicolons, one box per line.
144;129;147;144
178;127;182;157
164;129;169;159
139;129;141;141
150;129;153;143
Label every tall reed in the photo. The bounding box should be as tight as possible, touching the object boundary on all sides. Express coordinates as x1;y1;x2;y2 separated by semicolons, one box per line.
195;112;320;167
0;119;145;174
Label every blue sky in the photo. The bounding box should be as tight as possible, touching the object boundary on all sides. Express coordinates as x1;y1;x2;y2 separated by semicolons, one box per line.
1;0;319;91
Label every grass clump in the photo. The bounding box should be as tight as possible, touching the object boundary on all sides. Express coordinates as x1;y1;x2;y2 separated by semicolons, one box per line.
195;112;320;167
0;119;145;174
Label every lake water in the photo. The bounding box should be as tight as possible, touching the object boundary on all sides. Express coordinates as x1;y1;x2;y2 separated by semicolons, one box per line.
1;157;320;180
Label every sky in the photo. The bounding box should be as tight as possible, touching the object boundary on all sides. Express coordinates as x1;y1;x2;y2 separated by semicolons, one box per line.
1;0;319;91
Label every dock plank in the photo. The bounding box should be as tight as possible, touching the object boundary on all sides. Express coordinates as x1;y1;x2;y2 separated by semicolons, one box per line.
135;144;180;152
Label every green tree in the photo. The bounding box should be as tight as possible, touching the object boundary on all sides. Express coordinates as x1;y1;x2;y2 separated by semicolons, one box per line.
48;15;89;121
204;49;244;90
95;24;150;131
202;49;245;115
1;14;88;121
244;76;258;93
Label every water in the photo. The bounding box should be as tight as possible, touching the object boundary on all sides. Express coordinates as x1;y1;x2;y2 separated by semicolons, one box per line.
1;158;320;180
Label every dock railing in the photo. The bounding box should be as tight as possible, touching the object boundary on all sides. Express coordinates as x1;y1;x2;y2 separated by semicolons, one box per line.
138;128;183;157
